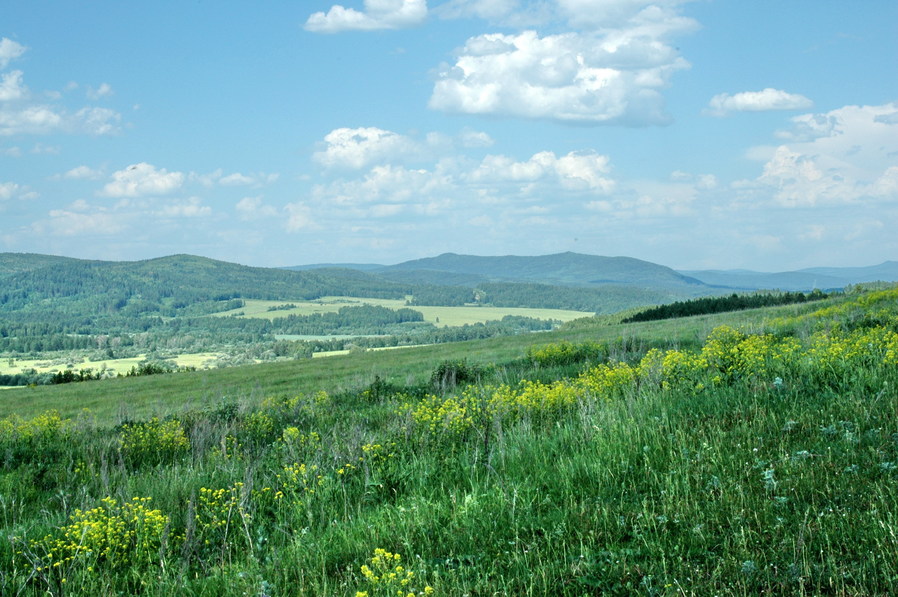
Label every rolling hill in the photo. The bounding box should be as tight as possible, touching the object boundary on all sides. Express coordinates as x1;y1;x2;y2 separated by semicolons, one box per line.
681;261;898;291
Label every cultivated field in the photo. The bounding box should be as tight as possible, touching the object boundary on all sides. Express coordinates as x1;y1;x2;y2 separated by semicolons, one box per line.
213;297;594;327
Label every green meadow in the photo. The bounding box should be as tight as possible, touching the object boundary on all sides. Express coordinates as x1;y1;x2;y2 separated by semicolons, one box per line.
214;297;594;327
2;289;898;595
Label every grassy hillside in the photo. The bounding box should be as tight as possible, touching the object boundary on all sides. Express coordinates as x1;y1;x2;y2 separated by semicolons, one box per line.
3;284;897;595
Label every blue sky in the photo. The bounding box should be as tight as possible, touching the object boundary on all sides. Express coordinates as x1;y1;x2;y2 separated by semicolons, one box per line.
1;0;896;271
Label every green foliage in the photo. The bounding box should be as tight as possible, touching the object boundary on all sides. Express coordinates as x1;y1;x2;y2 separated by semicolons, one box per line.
118;417;190;467
622;289;828;323
430;358;487;392
3;287;898;594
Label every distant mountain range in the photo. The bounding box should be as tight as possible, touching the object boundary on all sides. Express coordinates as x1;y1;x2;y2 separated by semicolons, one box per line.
287;252;898;292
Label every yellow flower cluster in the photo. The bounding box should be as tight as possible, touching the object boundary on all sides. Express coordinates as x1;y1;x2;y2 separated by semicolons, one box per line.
0;410;70;449
275;462;324;500
577;361;638;399
262;390;331;414
280;427;321;448
361;442;397;465
28;496;169;576
527;340;605;367
405;311;898;437
194;482;250;544
243;410;276;443
405;392;481;437
119;417;190;466
356;548;434;597
807;326;898;371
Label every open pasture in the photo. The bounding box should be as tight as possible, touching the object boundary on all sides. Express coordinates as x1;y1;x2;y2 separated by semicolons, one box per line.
215;296;594;327
0;352;222;378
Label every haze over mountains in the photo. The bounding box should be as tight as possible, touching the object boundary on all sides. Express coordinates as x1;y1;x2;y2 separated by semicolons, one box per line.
288;252;898;292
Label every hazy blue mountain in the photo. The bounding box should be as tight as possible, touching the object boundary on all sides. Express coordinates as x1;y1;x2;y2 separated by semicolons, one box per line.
681;261;898;291
373;252;710;291
283;263;384;272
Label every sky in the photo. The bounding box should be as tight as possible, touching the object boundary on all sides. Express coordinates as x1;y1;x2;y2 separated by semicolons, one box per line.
1;0;896;272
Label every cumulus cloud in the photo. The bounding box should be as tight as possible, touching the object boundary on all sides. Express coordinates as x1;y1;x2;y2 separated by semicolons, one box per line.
219;172;255;186
429;24;692;125
469;150;614;192
63;165;103;180
157;197;212;218
0;39;121;136
236;196;278;220
305;0;428;33
86;83;113;100
746;102;898;207
707;88;813;116
284;202;315;231
315;163;453;206
0;96;121;136
435;0;529;23
314;127;420;169
314;126;493;169
0;181;21;201
0;38;26;69
0;70;27;101
100;163;185;198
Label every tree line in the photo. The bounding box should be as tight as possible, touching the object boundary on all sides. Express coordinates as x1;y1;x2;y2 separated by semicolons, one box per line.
621;290;828;323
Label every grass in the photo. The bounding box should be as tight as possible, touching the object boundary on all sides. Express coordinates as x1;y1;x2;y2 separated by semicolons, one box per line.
214;297;594;327
0;353;222;378
0;299;829;422
2;290;897;595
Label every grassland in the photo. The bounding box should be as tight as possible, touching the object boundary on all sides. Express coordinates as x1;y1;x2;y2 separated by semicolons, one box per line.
214;297;594;327
2;290;898;595
0;353;222;378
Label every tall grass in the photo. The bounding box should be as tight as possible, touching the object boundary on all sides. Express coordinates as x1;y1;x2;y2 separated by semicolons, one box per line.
2;288;897;595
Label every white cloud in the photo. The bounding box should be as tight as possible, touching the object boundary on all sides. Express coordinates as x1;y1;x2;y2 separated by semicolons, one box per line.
236;196;278;220
40;209;130;236
0;181;21;201
2;145;21;157
435;0;522;22
0;38;26;69
75;107;121;135
707;88;813;116
219;172;255;186
0;102;121;136
100;163;185;198
284;202;315;231
305;0;428;33
314;127;420;169
557;0;692;29
63;165;103;180
429;24;692;125
86;83;113;100
316;163;453;205
469;149;614;192
458;128;494;148
157;197;212;218
745;102;898;207
0;70;27;101
0;42;121;136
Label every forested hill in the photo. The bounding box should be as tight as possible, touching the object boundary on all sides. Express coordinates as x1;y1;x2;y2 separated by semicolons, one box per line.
0;254;410;319
374;252;709;290
0;253;92;276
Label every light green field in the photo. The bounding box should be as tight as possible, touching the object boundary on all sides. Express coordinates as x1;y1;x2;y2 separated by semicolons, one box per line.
0;352;222;377
216;297;593;327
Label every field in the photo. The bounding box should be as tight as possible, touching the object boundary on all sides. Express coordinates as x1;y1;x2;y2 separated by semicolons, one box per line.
0;353;222;379
214;297;595;327
2;289;898;595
